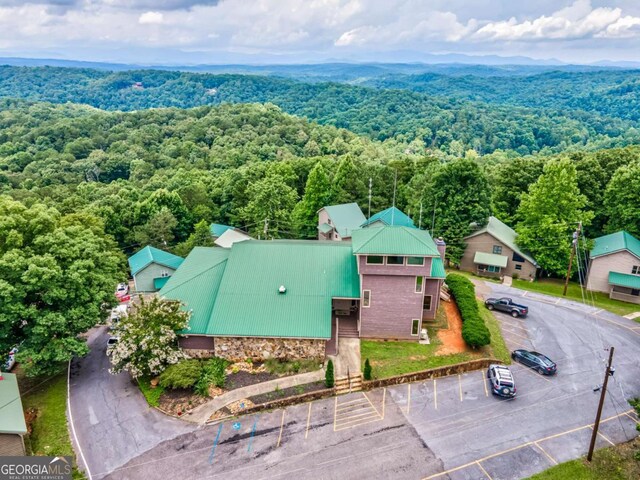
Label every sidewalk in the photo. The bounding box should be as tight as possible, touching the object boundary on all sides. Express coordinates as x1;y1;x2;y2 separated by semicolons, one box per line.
185;369;324;424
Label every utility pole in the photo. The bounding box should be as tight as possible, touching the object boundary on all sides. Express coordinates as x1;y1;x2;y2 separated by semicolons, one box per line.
368;177;372;220
391;170;397;225
587;346;615;462
418;202;423;230
263;218;269;239
563;222;581;296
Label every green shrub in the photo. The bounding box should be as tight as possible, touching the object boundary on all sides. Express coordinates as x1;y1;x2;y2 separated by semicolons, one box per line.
195;357;229;397
325;359;334;388
446;273;491;348
363;358;372;380
158;359;203;389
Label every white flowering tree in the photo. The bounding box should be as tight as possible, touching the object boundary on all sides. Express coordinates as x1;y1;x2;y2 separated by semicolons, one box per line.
109;297;190;379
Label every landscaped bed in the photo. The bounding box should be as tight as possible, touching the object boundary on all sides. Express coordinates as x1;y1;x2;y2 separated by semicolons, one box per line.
247;381;326;404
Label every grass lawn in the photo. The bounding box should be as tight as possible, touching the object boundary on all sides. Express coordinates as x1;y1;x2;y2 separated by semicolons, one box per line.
511;278;638;317
138;376;165;407
526;437;640;480
361;302;510;379
19;371;87;480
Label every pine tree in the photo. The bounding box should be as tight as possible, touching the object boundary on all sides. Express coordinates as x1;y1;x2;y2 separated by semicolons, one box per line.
325;359;335;388
363;358;372;381
292;162;331;238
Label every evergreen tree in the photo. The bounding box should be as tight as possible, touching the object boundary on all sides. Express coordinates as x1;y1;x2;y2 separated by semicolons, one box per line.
325;359;334;388
330;156;367;206
363;358;372;381
292;162;331;238
515;158;593;276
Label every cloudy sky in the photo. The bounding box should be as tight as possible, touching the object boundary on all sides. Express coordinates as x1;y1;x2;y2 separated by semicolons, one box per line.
1;0;640;65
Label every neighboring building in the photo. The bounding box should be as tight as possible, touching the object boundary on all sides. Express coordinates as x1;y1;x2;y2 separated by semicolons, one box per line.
360;206;416;229
210;223;233;239
160;226;446;360
317;203;366;241
0;372;27;456
460;216;538;279
586;231;640;304
128;245;184;293
214;228;252;249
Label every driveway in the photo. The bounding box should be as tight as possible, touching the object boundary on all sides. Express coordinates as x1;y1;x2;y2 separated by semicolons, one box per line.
68;326;197;479
75;285;640;479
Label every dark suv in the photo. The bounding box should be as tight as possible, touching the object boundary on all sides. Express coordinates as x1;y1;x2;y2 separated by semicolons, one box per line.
512;350;557;375
487;364;516;398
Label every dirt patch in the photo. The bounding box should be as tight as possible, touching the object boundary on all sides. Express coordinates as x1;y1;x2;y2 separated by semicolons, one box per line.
226;370;279;390
158;388;209;416
248;381;326;404
436;300;471;356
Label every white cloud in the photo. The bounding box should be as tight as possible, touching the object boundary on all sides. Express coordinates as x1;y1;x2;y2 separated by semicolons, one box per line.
138;11;163;24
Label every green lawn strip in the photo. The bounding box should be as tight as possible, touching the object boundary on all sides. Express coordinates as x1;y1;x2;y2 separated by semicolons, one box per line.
20;372;87;480
526;438;640;480
138;376;165;407
479;300;512;364
445;268;501;283
511;278;637;317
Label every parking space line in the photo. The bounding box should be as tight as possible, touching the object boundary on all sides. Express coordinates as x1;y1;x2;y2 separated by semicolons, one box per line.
476;461;493;479
337;397;369;406
595;429;615;446
407;384;411;414
458;375;463;401
624;412;640;425
334;416;382;432
482;371;488;397
337;409;378;421
555;298;561;305
208;424;223;464
336;403;370;414
276;410;285;448
305;403;312;439
247;416;258;452
500;327;529;340
499;320;528;331
433;379;437;410
522;291;528;296
363;391;383;419
534;441;557;465
511;364;552;383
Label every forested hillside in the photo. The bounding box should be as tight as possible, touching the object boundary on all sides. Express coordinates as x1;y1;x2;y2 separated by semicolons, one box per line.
2;66;639;155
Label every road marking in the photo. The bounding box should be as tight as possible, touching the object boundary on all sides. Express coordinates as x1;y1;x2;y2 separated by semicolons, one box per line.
208;424;223;464
482;371;488;397
67;361;93;480
363;391;383;419
512;364;552;383
593;308;604;314
433;379;438;410
248;416;259;452
505;338;530;350
522;291;528;296
276;410;285;448
595;429;615;446
407;384;411;414
423;410;635;479
458;375;463;402
305;403;312;439
555;298;561;305
500;327;529;340
534;441;557;465
624;412;640;425
476;461;493;480
336;397;369;406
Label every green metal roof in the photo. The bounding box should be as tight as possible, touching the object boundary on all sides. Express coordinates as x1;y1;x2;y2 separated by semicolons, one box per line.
0;373;27;435
208;240;359;339
465;216;537;266
430;257;446;278
128;245;184;276
352;226;440;256
591;231;640;259
318;222;333;234
362;207;416;229
210;223;233;237
159;247;230;335
322;203;366;238
473;251;508;268
608;271;640;289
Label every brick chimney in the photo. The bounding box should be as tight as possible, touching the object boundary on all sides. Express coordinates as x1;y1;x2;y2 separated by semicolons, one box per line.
435;237;446;262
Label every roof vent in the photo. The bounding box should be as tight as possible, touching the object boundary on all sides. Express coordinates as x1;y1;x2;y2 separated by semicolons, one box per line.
278;285;287;294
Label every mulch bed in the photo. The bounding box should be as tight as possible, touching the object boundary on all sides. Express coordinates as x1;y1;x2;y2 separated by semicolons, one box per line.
157;388;209;416
247;381;325;404
225;370;278;390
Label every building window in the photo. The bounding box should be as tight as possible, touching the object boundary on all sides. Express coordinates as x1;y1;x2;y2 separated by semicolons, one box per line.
423;295;432;311
632;289;640;296
415;276;423;293
492;245;503;254
486;265;500;273
334;233;338;239
160;270;170;277
407;257;424;266
515;264;522;271
366;256;384;265
327;218;332;225
512;252;525;263
387;256;404;265
411;319;421;336
632;265;640;275
363;290;371;307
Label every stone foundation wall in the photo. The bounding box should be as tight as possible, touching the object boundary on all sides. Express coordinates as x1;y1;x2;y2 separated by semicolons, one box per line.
213;337;326;362
184;348;215;359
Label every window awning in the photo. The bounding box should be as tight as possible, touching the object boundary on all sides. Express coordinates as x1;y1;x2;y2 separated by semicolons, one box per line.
318;222;333;234
608;271;640;289
474;251;508;268
153;276;171;290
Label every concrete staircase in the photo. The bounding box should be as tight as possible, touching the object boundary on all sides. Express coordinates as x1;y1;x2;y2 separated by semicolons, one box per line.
339;322;359;338
335;373;363;395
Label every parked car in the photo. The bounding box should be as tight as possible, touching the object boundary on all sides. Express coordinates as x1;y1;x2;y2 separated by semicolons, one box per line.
115;283;129;298
3;354;15;371
485;297;528;317
487;364;517;398
512;350;557;375
106;336;118;355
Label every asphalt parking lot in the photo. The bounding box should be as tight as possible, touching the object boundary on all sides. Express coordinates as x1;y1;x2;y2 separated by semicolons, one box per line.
92;283;640;480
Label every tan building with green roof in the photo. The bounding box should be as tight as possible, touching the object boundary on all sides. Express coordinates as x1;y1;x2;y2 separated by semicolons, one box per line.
160;226;446;360
0;372;28;456
586;231;640;304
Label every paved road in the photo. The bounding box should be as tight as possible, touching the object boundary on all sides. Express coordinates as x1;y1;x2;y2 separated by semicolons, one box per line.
68;327;197;478
75;285;640;479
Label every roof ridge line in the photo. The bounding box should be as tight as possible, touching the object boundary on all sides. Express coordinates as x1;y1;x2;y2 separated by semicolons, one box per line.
356;226;385;252
160;257;228;294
